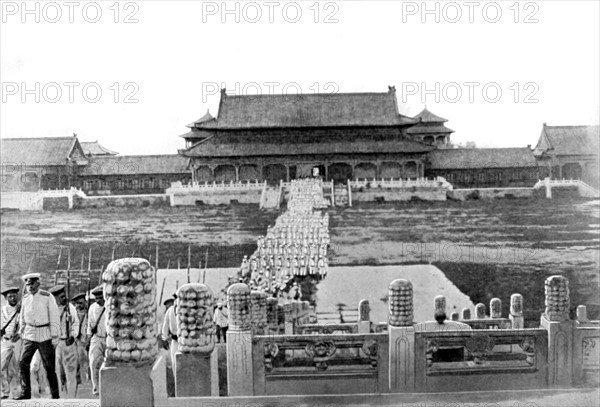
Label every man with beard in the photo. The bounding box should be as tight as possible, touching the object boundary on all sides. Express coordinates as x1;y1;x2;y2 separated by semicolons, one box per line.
14;273;60;400
71;293;89;389
86;286;105;397
48;285;80;399
1;287;21;399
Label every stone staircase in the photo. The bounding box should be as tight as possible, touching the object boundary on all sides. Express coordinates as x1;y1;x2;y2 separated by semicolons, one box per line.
260;185;282;209
534;178;600;199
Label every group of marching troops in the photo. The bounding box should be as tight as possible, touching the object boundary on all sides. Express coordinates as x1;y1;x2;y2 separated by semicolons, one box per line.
241;178;330;297
0;272;106;400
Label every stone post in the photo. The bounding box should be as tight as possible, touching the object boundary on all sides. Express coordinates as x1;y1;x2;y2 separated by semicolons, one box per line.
461;308;471;320
510;294;524;329
388;279;414;392
540;275;573;386
226;283;254;396
545;177;552;199
100;258;159;407
174;283;218;397
576;305;588;322
433;295;446;315
490;298;502;319
266;297;279;334
283;302;294;334
251;290;267;335
475;303;486;319
358;299;371;333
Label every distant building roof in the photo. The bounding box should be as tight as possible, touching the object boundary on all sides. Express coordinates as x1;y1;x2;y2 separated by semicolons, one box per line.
406;107;454;135
180;134;435;158
534;124;599;157
1;136;87;166
186;110;215;128
82;155;189;176
80;141;118;156
413;107;448;123
428;147;537;169
190;87;417;130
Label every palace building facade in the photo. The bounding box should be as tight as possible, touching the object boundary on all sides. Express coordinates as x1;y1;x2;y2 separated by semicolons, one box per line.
178;87;449;184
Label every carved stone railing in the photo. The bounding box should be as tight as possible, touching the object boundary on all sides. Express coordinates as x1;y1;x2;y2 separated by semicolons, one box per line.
296;323;359;335
252;333;389;395
414;329;548;391
349;177;451;189
460;318;512;330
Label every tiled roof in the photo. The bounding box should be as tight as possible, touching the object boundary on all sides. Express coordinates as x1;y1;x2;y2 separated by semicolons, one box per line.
81;155;189;176
191;88;417;129
1;137;87;166
179;134;435;157
413;108;448;123
406;124;454;135
80;141;118;156
428;148;537;169
186;110;215;128
534;125;599;156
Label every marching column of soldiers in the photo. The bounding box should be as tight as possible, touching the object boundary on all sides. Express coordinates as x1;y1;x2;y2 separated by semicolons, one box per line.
242;178;330;297
0;272;107;400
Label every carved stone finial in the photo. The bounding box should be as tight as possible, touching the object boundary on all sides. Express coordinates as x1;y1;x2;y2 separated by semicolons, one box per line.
577;305;588;322
544;275;570;321
475;303;486;319
434;295;446;313
388;279;413;327
227;283;251;330
251;290;267;335
359;299;370;322
510;294;523;316
176;283;215;354
103;258;158;364
490;298;502;318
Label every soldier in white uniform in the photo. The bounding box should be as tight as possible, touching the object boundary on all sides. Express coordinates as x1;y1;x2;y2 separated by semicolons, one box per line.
1;287;21;399
161;294;178;377
86;286;106;396
71;293;89;388
48;285;80;399
15;273;60;400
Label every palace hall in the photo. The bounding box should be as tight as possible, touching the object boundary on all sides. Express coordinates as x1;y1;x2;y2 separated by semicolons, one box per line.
178;87;454;184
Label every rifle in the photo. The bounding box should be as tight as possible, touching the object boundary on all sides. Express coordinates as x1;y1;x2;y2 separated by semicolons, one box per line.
158;276;166;307
54;247;62;285
187;245;191;284
155;245;159;270
86;249;92;337
66;248;71;344
203;247;208;284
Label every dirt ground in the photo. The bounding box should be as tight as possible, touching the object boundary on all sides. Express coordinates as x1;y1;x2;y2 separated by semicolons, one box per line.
1;197;598;325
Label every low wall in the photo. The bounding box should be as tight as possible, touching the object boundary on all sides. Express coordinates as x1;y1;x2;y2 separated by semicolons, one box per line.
252;333;389;395
0;191;40;210
43;196;70;211
414;328;548;392
351;186;448;202
451;187;535;201
170;189;262;206
73;194;170;209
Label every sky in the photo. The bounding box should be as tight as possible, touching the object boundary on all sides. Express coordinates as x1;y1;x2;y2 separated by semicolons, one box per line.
1;0;599;155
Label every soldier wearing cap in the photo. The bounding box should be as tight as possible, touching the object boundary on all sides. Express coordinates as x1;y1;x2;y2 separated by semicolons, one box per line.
1;287;21;399
49;284;80;399
161;293;178;377
15;273;60;400
86;286;105;396
71;293;89;388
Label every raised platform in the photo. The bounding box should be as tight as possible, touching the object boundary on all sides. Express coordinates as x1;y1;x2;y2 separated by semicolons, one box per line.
9;387;599;407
